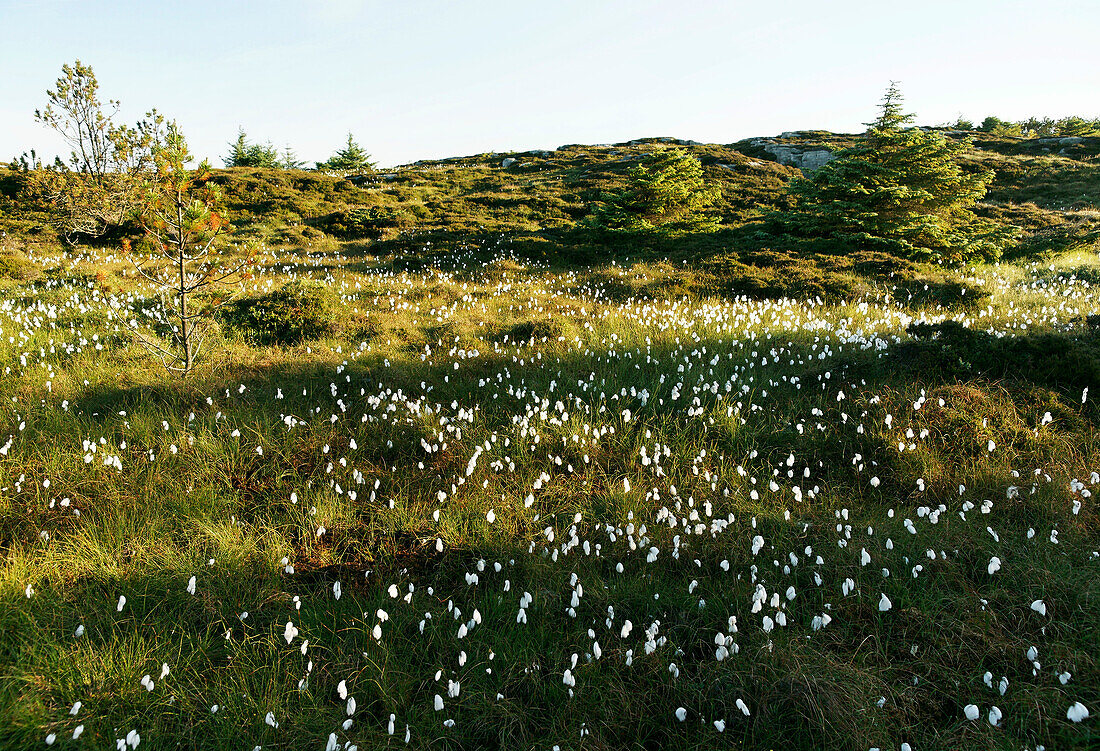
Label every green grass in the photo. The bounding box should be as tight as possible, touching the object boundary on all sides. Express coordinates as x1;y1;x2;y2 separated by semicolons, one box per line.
0;135;1099;750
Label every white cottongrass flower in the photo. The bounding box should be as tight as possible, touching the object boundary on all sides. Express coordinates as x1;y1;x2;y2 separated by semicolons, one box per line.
1067;702;1089;722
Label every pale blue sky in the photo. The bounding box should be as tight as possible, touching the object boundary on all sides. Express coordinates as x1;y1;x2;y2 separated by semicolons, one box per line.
2;0;1097;167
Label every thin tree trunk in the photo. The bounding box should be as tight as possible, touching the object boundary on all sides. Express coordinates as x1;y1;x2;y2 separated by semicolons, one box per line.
176;197;191;374
179;247;190;374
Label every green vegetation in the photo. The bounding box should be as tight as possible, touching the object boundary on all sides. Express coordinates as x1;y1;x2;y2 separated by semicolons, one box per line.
221;279;336;345
0;236;1098;750
320;205;408;240
965;115;1100;139
225;129;280;169
1;69;1099;750
585;148;721;237
128;124;247;375
0;247;41;281
25;61;166;242
225;129;305;170
315;133;375;173
771;85;1018;262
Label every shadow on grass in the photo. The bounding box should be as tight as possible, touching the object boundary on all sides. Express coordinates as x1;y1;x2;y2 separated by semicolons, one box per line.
3;321;1100;750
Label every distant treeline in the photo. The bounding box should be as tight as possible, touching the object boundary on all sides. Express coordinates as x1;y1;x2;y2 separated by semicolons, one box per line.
951;115;1099;138
223;129;375;171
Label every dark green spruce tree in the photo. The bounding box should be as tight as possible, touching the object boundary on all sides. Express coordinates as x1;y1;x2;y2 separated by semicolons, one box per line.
586;148;721;236
316;133;375;172
771;84;1017;262
224;128;281;168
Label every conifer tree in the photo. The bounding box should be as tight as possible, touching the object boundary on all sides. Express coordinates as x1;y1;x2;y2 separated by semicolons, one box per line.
225;128;249;167
224;128;281;168
586;148;721;236
772;84;1017;262
128;124;250;375
278;144;304;170
316;133;375;172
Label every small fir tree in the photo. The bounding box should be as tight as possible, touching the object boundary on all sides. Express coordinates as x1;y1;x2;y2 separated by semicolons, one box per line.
225;129;249;167
1058;116;1100;137
127;124;250;375
278;144;305;169
224;128;281;168
316;133;375;172
586;148;721;236
771;84;1017;262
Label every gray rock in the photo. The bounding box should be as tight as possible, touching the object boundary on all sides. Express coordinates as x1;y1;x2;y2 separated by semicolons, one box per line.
501;157;517;168
798;149;835;171
1059;137;1085;146
752;140;835;172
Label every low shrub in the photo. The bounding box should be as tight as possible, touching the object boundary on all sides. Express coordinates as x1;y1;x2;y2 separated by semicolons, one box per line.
891;277;991;311
698;249;864;302
893;320;1100;392
222;279;336;345
320;205;407;239
847;250;918;277
0;249;40;281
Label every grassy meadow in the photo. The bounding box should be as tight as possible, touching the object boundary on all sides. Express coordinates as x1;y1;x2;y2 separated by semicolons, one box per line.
0;134;1099;750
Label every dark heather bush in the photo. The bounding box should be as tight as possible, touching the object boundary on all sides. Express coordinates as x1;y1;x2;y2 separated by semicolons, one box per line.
223;279;335;345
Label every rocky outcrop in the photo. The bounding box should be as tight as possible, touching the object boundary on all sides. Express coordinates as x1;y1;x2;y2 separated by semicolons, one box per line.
1037;136;1086;146
749;138;835;172
619;137;702;147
